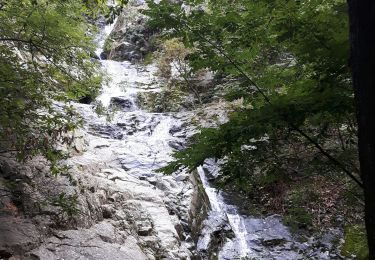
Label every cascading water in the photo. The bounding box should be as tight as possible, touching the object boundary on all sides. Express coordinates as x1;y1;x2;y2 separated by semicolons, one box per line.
84;20;179;173
69;13;343;259
196;161;252;259
68;18;196;258
195;159;344;259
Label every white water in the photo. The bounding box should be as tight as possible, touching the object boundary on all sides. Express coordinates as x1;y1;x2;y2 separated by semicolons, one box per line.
90;21;179;173
90;20;259;259
69;18;196;258
94;18;117;59
74;17;340;260
197;165;252;259
92;20;273;260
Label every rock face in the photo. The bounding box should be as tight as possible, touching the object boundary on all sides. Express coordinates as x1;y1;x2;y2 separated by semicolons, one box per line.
0;1;346;259
0;217;42;257
101;1;156;62
32;222;148;260
0;146;197;259
0;13;198;258
110;96;135;111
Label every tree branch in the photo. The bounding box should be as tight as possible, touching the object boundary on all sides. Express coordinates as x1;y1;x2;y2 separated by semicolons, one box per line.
184;24;364;188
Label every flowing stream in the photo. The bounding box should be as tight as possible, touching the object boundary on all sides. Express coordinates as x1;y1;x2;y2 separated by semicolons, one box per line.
91;20;260;258
85;20;181;177
196;159;343;259
70;17;343;259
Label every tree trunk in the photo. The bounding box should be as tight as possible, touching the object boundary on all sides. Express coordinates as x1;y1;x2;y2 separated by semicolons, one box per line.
347;1;375;257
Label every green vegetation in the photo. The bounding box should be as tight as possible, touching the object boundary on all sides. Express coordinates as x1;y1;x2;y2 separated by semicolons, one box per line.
0;0;124;171
155;38;203;102
49;192;80;225
341;225;369;259
147;0;356;182
103;37;115;54
142;52;154;65
283;188;314;232
137;87;188;113
146;0;365;243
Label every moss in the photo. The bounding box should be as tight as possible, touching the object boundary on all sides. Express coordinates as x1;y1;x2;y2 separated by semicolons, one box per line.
2;178;17;190
341;225;369;259
103;37;114;53
142;52;154;65
193;171;207;195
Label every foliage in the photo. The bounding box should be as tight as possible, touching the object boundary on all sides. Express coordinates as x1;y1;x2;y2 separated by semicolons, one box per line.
155;38;203;102
148;0;358;182
142;52;154;65
283;188;317;232
103;37;115;54
137;86;191;112
0;0;124;172
156;38;189;79
49;192;80;224
283;207;312;233
146;0;363;231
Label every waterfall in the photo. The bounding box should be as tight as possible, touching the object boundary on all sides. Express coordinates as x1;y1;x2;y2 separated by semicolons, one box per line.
197;164;252;259
68;14;342;260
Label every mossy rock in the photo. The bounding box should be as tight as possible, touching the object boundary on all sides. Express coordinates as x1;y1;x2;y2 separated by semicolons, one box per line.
136;88;193;113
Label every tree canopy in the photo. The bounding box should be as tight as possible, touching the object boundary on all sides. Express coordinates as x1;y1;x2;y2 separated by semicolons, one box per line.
147;0;359;186
146;0;366;253
0;0;113;172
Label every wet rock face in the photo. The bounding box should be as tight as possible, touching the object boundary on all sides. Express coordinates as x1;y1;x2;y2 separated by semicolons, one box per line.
110;42;143;61
88;123;124;139
100;52;108;60
110;96;135;111
79;95;94;104
196;211;235;258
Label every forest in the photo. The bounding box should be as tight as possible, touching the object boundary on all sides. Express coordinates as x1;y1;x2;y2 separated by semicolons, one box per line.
0;0;374;259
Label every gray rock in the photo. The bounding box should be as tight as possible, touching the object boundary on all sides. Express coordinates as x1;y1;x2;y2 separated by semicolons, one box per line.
101;204;115;219
0;217;41;256
169;125;183;135
110;96;135;111
104;5;156;62
137;220;153;236
100;52;108;60
88;124;124;140
175;174;189;182
147;177;157;186
168;140;185;151
31;228;148;260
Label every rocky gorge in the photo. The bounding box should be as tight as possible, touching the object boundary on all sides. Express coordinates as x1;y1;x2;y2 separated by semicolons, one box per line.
0;1;347;259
